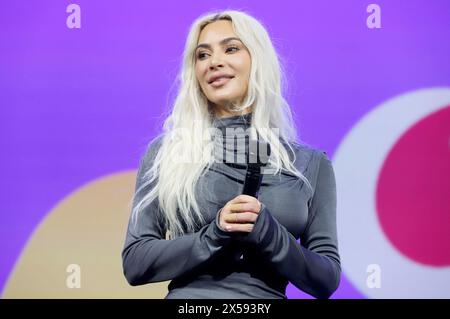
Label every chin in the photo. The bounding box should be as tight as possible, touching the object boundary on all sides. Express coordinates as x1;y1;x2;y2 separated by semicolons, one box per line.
211;94;241;104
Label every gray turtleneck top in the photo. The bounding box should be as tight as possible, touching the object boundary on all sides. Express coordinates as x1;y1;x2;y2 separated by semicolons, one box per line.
122;112;341;299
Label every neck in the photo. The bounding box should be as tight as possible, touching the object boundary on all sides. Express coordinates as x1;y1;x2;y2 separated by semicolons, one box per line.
213;106;252;119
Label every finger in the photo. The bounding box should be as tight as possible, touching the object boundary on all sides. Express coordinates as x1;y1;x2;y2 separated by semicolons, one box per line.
230;194;256;204
225;223;254;233
229;203;260;214
225;212;258;224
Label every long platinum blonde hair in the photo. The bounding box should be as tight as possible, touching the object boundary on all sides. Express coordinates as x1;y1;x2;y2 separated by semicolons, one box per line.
131;10;311;239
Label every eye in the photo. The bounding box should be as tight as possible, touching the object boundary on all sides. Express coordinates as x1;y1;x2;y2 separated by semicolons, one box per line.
226;46;239;53
197;52;208;60
196;46;240;60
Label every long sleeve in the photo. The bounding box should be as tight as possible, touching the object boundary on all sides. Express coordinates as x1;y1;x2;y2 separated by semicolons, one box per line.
121;137;233;286
237;150;341;299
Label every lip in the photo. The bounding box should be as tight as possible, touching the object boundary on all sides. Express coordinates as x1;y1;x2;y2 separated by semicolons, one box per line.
208;73;235;84
209;76;234;88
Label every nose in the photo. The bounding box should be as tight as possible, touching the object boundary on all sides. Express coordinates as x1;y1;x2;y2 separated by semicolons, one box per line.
209;52;224;70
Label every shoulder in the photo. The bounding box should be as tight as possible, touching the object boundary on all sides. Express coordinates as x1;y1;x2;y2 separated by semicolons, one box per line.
140;134;165;166
287;142;335;198
285;141;330;174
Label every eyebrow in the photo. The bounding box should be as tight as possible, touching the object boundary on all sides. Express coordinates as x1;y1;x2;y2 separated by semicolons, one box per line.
195;37;242;52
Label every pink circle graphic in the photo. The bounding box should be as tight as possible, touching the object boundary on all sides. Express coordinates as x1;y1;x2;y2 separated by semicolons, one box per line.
376;106;450;266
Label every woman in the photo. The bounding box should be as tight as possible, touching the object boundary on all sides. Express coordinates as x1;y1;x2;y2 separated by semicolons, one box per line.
122;10;340;299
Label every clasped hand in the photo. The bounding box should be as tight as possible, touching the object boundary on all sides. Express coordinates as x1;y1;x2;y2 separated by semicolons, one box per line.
218;194;262;233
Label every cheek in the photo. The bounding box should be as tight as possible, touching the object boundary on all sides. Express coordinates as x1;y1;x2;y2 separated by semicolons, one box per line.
195;63;206;80
235;55;251;79
194;65;201;82
194;66;207;91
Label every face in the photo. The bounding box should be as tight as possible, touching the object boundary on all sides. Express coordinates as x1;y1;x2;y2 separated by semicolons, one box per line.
194;20;252;117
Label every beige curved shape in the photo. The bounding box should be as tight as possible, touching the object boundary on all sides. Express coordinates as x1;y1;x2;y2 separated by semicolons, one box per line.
2;171;169;298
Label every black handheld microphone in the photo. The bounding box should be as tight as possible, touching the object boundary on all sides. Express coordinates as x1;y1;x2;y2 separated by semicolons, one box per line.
234;139;271;262
242;139;271;198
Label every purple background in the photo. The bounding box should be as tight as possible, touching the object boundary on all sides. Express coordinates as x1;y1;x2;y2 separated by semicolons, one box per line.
1;0;449;298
